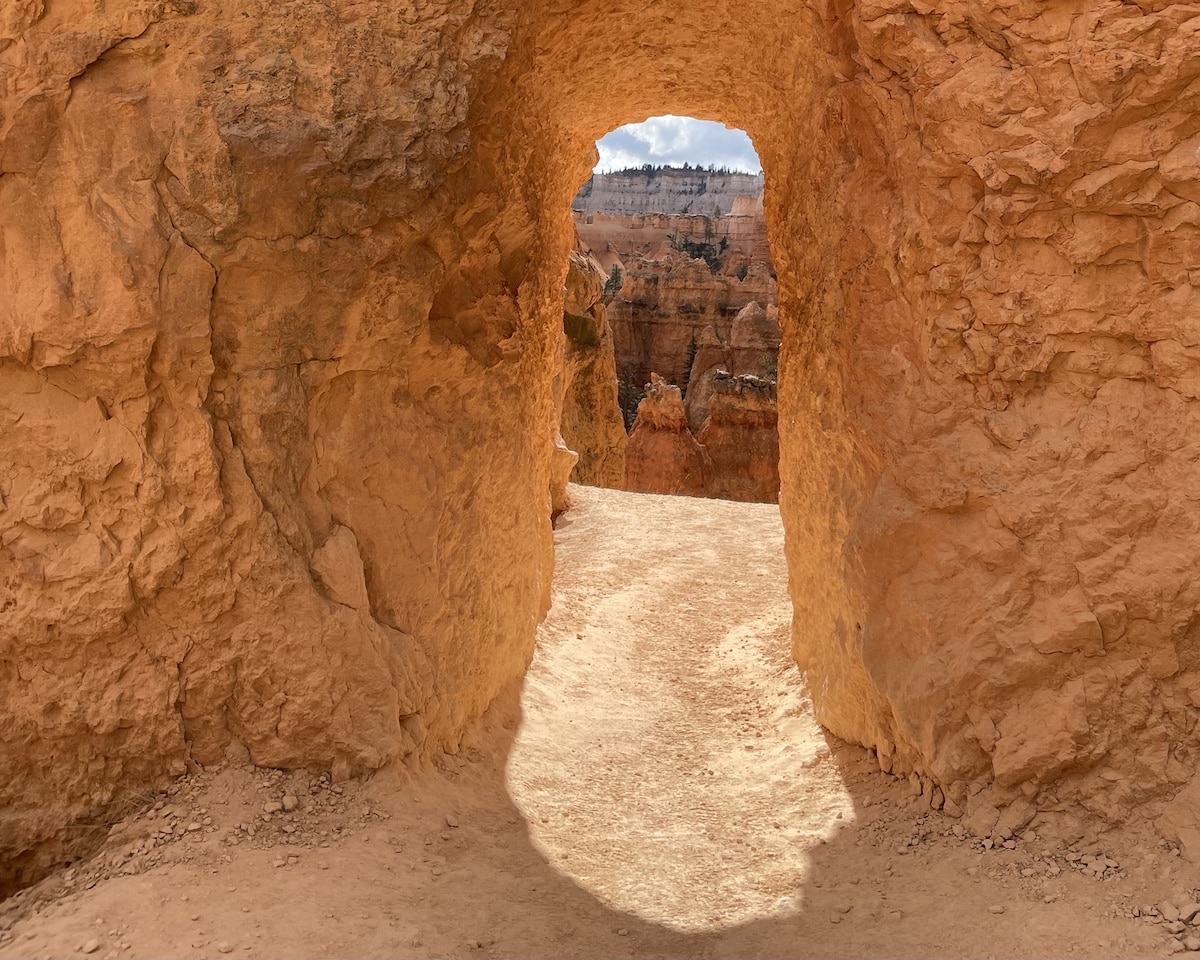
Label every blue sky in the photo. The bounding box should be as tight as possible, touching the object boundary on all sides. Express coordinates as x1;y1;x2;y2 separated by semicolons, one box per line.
594;116;762;174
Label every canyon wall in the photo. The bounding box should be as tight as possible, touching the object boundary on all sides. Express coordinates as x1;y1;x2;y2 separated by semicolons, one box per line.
574;176;776;401
573;168;763;217
6;0;1200;893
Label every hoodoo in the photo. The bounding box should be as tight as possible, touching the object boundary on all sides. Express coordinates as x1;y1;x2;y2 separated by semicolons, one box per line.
5;0;1200;899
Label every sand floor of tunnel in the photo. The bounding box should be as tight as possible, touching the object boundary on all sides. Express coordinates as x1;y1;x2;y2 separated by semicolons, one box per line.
0;484;1193;959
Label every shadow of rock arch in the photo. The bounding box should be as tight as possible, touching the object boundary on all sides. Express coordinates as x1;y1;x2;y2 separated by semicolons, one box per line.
4;0;1200;892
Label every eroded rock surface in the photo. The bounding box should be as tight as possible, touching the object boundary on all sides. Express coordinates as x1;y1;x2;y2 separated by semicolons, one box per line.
5;0;1200;895
685;300;781;433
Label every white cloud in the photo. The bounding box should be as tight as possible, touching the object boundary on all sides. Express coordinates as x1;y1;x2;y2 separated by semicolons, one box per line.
595;116;762;174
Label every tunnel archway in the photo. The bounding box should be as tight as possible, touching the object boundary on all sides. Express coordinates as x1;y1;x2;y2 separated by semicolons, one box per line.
4;0;1198;891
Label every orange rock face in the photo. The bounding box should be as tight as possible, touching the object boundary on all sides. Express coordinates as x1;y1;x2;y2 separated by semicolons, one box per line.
624;370;780;505
7;0;1200;892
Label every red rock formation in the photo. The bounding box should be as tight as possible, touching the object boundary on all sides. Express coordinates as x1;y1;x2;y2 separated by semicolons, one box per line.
697;373;780;504
623;375;708;497
573;193;777;409
608;252;776;391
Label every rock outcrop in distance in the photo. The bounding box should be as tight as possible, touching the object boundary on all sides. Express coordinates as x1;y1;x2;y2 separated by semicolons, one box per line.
574;170;781;503
574;173;777;414
623;374;709;498
696;371;780;503
624;370;780;504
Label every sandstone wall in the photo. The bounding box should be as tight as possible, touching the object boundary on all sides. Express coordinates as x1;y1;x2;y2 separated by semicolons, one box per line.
6;0;1200;892
0;0;552;891
802;0;1200;829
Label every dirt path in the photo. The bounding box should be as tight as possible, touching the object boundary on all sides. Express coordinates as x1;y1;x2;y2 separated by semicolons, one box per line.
0;485;1192;958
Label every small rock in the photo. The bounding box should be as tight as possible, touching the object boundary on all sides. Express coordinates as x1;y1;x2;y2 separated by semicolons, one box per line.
1164;902;1183;922
1184;936;1200;952
1167;921;1186;935
262;802;283;815
282;795;299;813
988;905;1005;915
616;928;629;937
1182;903;1200;923
82;940;101;955
185;822;201;833
217;943;234;955
446;816;460;829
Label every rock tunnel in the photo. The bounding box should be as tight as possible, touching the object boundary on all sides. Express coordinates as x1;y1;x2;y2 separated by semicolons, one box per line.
5;0;1200;890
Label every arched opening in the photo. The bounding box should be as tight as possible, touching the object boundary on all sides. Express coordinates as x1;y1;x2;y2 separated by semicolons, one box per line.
564;116;781;505
501;117;852;931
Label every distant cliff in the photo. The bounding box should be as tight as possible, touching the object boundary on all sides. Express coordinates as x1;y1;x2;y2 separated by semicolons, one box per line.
573;167;764;217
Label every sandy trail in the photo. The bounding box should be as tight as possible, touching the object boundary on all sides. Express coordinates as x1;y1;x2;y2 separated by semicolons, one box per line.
508;486;848;932
0;485;1189;959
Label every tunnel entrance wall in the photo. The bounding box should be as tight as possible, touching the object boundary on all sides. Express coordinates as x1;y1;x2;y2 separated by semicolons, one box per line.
4;0;1200;887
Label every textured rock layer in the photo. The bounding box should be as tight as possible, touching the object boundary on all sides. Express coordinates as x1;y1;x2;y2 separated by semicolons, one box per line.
5;0;1200;891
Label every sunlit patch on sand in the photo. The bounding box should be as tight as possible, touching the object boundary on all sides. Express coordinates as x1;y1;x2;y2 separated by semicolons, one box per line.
505;489;854;932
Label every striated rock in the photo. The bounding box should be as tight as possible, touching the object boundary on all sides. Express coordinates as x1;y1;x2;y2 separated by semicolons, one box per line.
623;375;708;497
696;373;780;504
574;210;771;265
573;168;763;218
